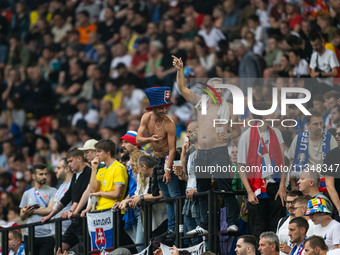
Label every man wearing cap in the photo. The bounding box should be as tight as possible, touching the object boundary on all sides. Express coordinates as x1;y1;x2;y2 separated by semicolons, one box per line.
305;198;340;250
137;86;180;240
115;131;144;252
117;131;141;212
71;97;99;129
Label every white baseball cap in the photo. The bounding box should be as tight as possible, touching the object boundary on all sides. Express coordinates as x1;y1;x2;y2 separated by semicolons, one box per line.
78;139;98;150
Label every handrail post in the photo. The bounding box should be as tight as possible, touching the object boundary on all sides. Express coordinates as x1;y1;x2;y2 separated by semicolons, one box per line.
55;219;62;250
83;217;89;254
142;203;149;248
177;197;183;248
213;191;218;253
208;190;213;252
147;203;152;244
116;210;121;247
112;210;117;250
28;225;35;255
2;229;8;255
175;197;179;246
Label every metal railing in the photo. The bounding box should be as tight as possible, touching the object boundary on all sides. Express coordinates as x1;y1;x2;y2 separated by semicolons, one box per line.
0;190;246;254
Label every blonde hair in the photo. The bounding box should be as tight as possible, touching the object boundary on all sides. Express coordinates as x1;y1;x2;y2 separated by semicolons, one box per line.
130;150;148;189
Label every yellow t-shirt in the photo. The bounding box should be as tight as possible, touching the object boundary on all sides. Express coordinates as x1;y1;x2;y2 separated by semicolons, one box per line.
103;91;122;111
96;160;128;210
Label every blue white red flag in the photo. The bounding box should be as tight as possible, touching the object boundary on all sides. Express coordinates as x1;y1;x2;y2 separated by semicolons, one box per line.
87;210;113;251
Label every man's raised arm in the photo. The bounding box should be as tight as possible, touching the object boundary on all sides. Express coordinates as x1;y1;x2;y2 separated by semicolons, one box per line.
172;55;200;106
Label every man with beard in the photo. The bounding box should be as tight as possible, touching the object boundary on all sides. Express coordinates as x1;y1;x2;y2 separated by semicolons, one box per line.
137;87;180;241
324;126;340;222
277;191;303;255
42;149;91;252
36;158;73;235
304;235;337;255
235;235;257;255
288;217;309;255
20;164;57;255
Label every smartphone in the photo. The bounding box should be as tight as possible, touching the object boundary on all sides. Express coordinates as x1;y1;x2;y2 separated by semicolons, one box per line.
31;204;40;209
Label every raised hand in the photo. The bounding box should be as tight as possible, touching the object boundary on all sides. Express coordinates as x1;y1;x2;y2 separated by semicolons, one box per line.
172;55;183;71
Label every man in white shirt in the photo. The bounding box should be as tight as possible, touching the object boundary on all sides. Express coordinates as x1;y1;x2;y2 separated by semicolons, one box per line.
289;49;309;77
305;198;340;250
71;98;99;129
309;32;339;91
121;84;145;118
277;191;303;255
198;15;226;51
293;195;316;237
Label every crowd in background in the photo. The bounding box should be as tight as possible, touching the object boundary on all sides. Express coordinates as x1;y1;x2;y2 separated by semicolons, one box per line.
0;0;340;254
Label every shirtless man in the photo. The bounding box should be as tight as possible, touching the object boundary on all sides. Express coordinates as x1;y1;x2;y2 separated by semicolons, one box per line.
136;87;180;241
172;56;240;235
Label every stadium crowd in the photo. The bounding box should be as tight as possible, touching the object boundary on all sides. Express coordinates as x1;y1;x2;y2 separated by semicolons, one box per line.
0;0;340;254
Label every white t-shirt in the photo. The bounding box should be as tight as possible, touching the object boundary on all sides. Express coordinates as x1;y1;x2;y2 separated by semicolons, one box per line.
198;27;226;51
110;55;133;78
309;49;339;72
71;109;99;126
314;220;340;250
293;59;309;77
327;249;340;254
307;219;317;237
123;89;145;115
276;216;292;255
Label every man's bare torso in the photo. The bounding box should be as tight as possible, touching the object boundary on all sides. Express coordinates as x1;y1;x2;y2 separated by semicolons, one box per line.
197;99;229;150
144;112;173;157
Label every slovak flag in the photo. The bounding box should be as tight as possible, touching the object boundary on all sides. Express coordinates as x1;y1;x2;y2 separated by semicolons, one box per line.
87;210;113;251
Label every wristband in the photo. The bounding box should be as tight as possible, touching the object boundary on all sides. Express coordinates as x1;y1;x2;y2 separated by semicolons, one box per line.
140;194;144;201
165;167;171;172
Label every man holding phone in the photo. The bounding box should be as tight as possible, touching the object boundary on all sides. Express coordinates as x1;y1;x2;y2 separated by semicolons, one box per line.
19;164;57;255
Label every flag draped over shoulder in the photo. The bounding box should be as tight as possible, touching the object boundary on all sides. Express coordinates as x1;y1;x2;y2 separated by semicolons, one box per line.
246;125;283;196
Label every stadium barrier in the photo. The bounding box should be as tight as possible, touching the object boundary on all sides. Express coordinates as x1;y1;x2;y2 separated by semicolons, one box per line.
0;190;246;254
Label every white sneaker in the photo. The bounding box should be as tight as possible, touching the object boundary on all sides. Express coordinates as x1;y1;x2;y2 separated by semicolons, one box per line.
227;224;239;233
186;226;208;236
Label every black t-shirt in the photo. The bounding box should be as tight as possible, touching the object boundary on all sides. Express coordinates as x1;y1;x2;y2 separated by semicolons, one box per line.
60;166;91;211
324;147;340;200
97;20;121;43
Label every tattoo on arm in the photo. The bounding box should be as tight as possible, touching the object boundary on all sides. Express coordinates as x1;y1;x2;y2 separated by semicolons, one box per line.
52;202;65;216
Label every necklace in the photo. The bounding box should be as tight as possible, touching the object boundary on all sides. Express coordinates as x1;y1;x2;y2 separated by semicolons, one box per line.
153;118;165;130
